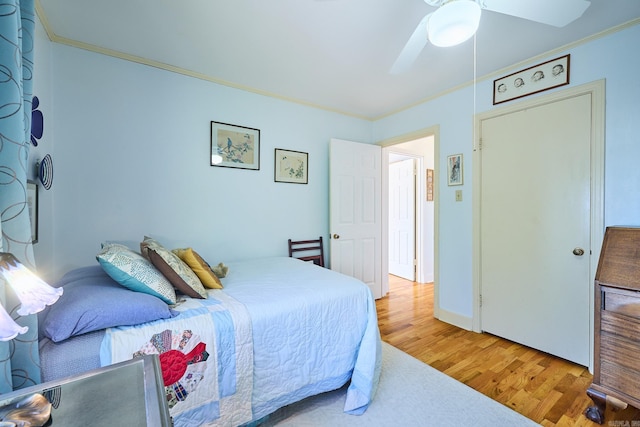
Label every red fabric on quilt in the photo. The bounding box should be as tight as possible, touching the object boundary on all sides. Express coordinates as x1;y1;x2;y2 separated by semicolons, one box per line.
159;349;187;385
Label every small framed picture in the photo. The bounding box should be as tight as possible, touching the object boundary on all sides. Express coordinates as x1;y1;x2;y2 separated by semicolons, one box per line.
27;180;38;243
210;121;260;170
493;54;570;105
447;154;463;186
274;148;308;184
426;169;434;201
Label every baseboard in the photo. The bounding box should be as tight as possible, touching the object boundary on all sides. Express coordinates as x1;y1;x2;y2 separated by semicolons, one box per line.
436;308;473;331
420;272;434;283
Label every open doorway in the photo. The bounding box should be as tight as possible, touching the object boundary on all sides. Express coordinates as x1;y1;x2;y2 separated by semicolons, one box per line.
384;135;435;292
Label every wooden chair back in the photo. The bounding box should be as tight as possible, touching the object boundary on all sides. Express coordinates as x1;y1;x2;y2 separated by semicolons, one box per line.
288;237;325;267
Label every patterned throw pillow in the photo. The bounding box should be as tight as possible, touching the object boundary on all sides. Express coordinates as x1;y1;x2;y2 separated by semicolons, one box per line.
96;243;177;304
140;237;208;299
172;247;223;289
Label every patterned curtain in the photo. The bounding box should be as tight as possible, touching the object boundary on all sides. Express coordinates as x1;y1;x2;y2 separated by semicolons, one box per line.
0;0;39;393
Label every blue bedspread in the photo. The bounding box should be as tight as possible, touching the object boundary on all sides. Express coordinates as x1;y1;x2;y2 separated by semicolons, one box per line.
100;256;382;425
223;257;382;420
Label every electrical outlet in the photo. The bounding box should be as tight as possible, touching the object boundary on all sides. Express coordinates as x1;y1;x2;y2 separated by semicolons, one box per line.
455;190;462;202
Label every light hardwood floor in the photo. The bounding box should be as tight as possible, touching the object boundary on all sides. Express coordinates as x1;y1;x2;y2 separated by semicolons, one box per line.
376;275;640;426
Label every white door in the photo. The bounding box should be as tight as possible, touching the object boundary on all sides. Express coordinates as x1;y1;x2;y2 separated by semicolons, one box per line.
389;158;416;280
329;138;382;299
480;93;592;366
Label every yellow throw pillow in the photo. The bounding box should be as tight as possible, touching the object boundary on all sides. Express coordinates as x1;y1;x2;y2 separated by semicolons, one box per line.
172;248;223;289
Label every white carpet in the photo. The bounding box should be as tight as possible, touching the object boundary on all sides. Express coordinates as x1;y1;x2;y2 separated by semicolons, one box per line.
258;342;541;426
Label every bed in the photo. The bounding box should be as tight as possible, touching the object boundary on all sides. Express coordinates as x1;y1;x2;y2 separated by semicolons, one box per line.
37;242;381;427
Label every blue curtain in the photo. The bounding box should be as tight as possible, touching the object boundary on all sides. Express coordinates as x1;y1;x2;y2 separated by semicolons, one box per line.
0;0;39;393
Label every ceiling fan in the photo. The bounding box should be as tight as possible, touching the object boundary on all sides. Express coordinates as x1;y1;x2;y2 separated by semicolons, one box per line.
390;0;591;74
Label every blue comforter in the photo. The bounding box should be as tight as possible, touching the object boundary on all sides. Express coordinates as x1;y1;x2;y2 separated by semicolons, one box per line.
101;256;381;425
222;257;382;421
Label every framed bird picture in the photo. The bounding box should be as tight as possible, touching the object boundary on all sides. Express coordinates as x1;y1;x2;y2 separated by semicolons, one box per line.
210;121;260;170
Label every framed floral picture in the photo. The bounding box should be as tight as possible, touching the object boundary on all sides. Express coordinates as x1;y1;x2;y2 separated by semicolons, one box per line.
210;121;260;170
274;148;308;184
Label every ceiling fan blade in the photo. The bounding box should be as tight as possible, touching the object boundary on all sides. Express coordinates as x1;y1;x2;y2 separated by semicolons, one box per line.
390;13;431;75
482;0;591;27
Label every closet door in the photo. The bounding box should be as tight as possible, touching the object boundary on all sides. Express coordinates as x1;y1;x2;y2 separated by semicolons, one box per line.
480;93;592;366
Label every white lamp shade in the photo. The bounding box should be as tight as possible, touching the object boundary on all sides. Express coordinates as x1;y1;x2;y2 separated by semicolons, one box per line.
428;0;482;47
0;253;63;317
0;304;28;341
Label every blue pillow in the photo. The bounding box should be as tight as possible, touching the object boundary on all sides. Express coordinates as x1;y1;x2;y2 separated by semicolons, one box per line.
96;243;177;304
41;265;178;343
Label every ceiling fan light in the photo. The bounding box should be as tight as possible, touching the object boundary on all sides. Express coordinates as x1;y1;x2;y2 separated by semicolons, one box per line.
428;0;481;47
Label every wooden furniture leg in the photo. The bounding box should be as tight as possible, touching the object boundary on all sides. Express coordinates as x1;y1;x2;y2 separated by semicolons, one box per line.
585;388;606;424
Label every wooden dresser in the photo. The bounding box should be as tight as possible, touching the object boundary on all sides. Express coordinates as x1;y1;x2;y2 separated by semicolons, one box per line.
586;226;640;424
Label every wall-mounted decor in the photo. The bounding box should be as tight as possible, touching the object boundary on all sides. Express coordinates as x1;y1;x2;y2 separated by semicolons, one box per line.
447;154;463;186
493;54;570;105
274;149;308;184
31;95;43;146
426;169;434;201
210;121;260;170
27;180;38;243
36;154;54;190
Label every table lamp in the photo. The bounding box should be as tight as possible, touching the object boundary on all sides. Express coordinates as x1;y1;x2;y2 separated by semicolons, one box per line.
0;252;63;341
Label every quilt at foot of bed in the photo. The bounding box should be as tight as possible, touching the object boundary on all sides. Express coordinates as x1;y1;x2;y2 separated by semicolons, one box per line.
100;290;254;427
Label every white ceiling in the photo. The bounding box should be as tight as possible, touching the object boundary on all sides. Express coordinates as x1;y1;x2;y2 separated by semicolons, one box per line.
37;0;640;119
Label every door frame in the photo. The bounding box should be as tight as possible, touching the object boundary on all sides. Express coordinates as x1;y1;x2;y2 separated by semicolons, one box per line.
379;126;439;315
472;80;605;371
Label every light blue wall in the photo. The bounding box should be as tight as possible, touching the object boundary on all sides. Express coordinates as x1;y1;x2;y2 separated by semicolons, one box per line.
32;16;640;325
373;23;640;322
37;41;371;280
31;18;55;276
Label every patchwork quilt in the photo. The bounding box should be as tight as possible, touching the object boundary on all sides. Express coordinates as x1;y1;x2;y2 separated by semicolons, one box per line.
100;290;253;427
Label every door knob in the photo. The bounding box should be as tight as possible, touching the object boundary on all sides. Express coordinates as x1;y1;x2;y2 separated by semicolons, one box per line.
333;234;340;239
573;248;585;256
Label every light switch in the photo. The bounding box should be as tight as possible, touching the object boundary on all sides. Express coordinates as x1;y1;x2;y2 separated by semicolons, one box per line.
455;190;462;202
